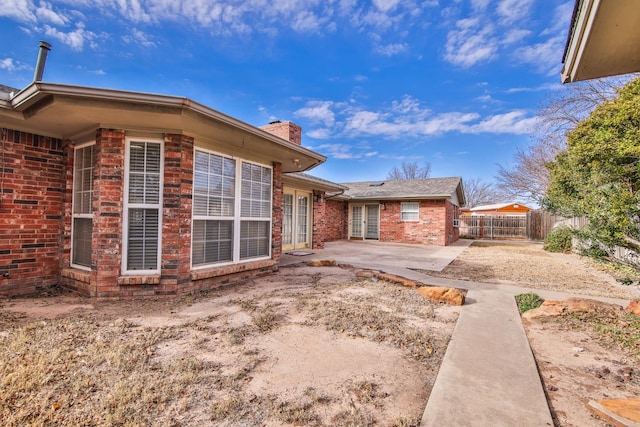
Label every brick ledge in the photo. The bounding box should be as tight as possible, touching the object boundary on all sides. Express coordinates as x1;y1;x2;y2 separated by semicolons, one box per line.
61;268;91;284
191;259;276;281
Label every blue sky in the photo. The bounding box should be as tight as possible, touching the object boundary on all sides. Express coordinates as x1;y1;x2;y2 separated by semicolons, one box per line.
0;0;573;185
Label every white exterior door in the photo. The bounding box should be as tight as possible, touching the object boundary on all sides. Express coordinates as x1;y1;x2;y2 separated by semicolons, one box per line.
365;204;379;239
283;190;311;250
350;203;379;240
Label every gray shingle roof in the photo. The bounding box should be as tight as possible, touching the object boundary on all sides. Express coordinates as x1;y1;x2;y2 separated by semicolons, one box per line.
283;172;348;191
0;84;19;101
0;84;19;94
340;177;463;200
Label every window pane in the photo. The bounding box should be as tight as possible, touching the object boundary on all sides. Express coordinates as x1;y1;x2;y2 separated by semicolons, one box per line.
72;217;92;267
73;145;93;214
283;194;293;245
193;151;235;219
240;221;269;259
127;208;159;270
192;220;233;265
241;162;271;218
401;202;419;221
128;141;161;204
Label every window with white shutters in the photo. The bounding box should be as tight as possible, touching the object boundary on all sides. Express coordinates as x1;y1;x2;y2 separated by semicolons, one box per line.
123;140;162;273
71;144;94;269
192;149;271;267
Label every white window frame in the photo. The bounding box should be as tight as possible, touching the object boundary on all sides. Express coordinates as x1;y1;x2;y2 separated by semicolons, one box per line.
122;138;164;275
191;148;272;269
70;142;95;271
401;202;420;221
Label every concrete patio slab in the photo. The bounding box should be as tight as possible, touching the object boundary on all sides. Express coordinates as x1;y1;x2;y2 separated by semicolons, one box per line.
280;239;557;427
280;239;472;272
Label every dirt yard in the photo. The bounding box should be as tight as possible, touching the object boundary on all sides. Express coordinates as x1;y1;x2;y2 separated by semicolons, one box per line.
1;241;639;426
428;241;640;427
0;265;459;427
427;241;639;300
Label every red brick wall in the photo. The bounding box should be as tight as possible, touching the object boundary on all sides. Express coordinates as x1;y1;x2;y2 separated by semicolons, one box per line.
260;122;302;145
322;199;348;242
311;191;326;249
445;200;460;245
378;199;457;246
271;162;283;261
0;129;65;296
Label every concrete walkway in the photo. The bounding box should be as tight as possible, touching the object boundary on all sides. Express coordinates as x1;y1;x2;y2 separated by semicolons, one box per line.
421;288;553;426
280;240;632;426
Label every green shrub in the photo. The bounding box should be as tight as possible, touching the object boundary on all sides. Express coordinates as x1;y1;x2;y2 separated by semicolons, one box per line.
516;293;544;314
544;226;573;253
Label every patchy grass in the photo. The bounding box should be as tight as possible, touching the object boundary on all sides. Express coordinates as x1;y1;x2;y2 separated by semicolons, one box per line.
0;269;456;426
516;293;544;314
0;318;218;426
560;311;640;361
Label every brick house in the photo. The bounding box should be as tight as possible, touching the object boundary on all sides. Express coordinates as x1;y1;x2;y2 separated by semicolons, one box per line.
1;79;463;297
330;178;464;247
0;82;328;297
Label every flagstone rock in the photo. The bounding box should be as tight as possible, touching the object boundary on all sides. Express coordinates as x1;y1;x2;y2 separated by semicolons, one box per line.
625;299;640;316
416;286;466;306
522;297;623;320
587;397;640;426
306;259;336;267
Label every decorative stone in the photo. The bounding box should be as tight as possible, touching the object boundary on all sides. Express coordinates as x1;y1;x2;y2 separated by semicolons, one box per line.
416;286;466;306
306;260;336;267
587;397;640;426
376;272;418;288
355;270;375;279
625;299;640;316
522;297;623;320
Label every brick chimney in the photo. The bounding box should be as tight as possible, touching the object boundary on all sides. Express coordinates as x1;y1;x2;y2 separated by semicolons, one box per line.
261;120;302;145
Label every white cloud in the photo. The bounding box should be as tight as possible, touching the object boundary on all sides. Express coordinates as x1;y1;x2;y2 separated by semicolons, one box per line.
375;43;408;56
298;95;536;141
294;101;336;127
291;10;322;32
36;1;69;26
444;18;497;68
43;22;96;51
496;0;534;25
0;57;29;72
468;110;538;134
514;34;565;75
372;0;400;13
122;28;157;47
312;143;363;159
506;83;560;93
307;128;332;139
0;0;36;22
502;28;530;45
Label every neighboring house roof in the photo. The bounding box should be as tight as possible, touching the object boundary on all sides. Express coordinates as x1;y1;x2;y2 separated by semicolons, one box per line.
0;84;18;101
470;203;531;212
0;82;325;173
562;0;640;82
339;177;465;205
283;172;348;193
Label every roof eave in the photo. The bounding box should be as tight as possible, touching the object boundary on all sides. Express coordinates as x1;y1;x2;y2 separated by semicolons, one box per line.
4;82;326;172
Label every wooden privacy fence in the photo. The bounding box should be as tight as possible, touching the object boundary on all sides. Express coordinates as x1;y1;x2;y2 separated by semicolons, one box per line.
459;210;567;241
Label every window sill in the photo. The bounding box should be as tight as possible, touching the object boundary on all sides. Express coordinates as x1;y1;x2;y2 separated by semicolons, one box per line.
191;259;276;281
61;268;91;284
117;275;161;286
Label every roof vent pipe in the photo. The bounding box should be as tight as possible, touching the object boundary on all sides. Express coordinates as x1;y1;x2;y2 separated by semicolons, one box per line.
33;41;52;82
